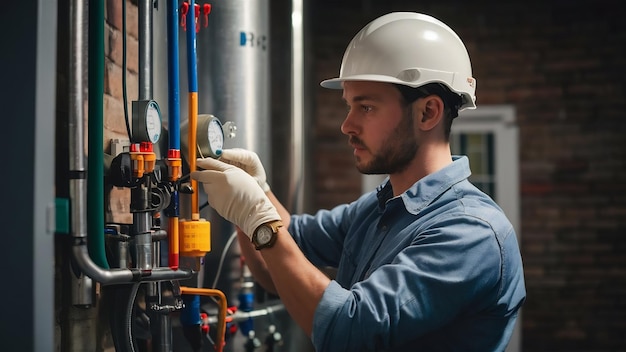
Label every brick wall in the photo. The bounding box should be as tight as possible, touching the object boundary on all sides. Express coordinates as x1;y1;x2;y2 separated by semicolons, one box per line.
310;0;626;350
104;0;138;224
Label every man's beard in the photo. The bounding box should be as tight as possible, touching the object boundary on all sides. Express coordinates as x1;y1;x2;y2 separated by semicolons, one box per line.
352;106;418;175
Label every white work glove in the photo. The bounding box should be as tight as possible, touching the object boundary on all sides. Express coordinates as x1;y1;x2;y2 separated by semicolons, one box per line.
218;148;271;192
192;157;280;239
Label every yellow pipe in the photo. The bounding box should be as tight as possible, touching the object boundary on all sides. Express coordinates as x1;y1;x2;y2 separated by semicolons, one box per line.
180;286;227;352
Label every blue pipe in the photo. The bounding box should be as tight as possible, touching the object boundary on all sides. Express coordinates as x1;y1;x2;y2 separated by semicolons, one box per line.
186;0;198;94
167;0;181;150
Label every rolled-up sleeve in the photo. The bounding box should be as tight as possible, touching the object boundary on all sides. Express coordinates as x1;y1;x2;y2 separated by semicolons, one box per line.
312;280;352;349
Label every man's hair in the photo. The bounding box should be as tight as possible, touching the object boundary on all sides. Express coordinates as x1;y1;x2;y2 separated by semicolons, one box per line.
394;83;463;140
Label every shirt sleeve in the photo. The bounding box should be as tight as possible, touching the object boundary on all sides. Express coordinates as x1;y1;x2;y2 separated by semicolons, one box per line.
288;204;352;268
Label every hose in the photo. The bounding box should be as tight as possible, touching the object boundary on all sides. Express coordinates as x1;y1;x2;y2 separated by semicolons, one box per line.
110;283;141;352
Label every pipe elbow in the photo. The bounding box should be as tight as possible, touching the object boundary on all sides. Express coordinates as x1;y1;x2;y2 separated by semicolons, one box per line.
72;244;195;284
72;245;134;284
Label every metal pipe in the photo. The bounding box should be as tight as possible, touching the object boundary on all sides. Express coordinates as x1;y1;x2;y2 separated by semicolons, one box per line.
290;0;305;213
138;0;153;100
68;0;86;238
69;0;96;309
157;313;173;351
134;0;155;272
135;233;153;271
206;302;286;324
72;245;194;284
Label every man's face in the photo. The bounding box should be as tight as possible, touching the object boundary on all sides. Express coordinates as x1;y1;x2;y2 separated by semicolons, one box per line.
341;81;419;175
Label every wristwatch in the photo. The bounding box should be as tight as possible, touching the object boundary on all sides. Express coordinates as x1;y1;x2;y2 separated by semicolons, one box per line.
251;220;283;250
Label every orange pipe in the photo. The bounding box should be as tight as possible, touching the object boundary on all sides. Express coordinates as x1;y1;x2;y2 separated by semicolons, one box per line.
168;217;179;269
180;286;227;352
188;92;199;219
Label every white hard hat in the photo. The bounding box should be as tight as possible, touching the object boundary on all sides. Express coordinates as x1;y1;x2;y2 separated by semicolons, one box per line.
321;12;477;110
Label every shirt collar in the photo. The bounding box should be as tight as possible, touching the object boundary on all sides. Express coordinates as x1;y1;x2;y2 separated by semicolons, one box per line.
376;156;472;215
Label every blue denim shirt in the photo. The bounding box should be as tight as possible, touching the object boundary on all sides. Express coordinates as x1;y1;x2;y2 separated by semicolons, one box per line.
289;156;526;351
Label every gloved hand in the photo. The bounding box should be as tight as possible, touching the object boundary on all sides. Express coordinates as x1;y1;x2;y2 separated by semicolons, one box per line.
192;157;280;239
218;148;271;192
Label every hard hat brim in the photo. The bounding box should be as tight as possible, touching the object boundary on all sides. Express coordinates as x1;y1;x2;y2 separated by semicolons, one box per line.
320;74;477;110
320;74;422;90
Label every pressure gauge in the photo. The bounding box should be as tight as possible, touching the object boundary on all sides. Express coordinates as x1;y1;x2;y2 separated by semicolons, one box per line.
132;100;162;143
181;114;231;159
199;114;224;158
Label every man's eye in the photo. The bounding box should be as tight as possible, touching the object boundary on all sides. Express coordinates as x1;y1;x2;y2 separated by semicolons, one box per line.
362;106;373;112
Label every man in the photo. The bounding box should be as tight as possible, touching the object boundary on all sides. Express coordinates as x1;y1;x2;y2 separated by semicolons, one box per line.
192;12;526;351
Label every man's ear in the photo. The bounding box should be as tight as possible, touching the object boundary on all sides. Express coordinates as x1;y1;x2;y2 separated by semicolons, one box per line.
416;95;444;131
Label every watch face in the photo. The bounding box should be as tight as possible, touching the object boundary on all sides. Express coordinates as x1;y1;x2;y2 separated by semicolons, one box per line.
256;226;273;245
253;221;282;250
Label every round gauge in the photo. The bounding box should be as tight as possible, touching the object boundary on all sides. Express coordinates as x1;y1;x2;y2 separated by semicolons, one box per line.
145;101;162;143
132;100;162;143
206;117;224;158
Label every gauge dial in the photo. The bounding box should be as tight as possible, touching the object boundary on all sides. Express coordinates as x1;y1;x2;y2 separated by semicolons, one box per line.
206;117;224;158
132;100;162;144
145;101;162;143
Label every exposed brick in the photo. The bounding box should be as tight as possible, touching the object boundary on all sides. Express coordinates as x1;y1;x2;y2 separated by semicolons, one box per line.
106;0;138;39
108;186;132;224
108;26;138;73
104;59;138;102
103;94;127;135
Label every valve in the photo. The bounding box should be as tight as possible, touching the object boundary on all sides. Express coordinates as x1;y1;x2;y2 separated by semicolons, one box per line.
129;142;157;179
264;324;283;352
244;330;261;352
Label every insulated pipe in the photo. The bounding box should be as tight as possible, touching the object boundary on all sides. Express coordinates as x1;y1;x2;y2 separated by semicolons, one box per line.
186;0;200;218
167;0;181;152
87;0;109;269
167;0;182;270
